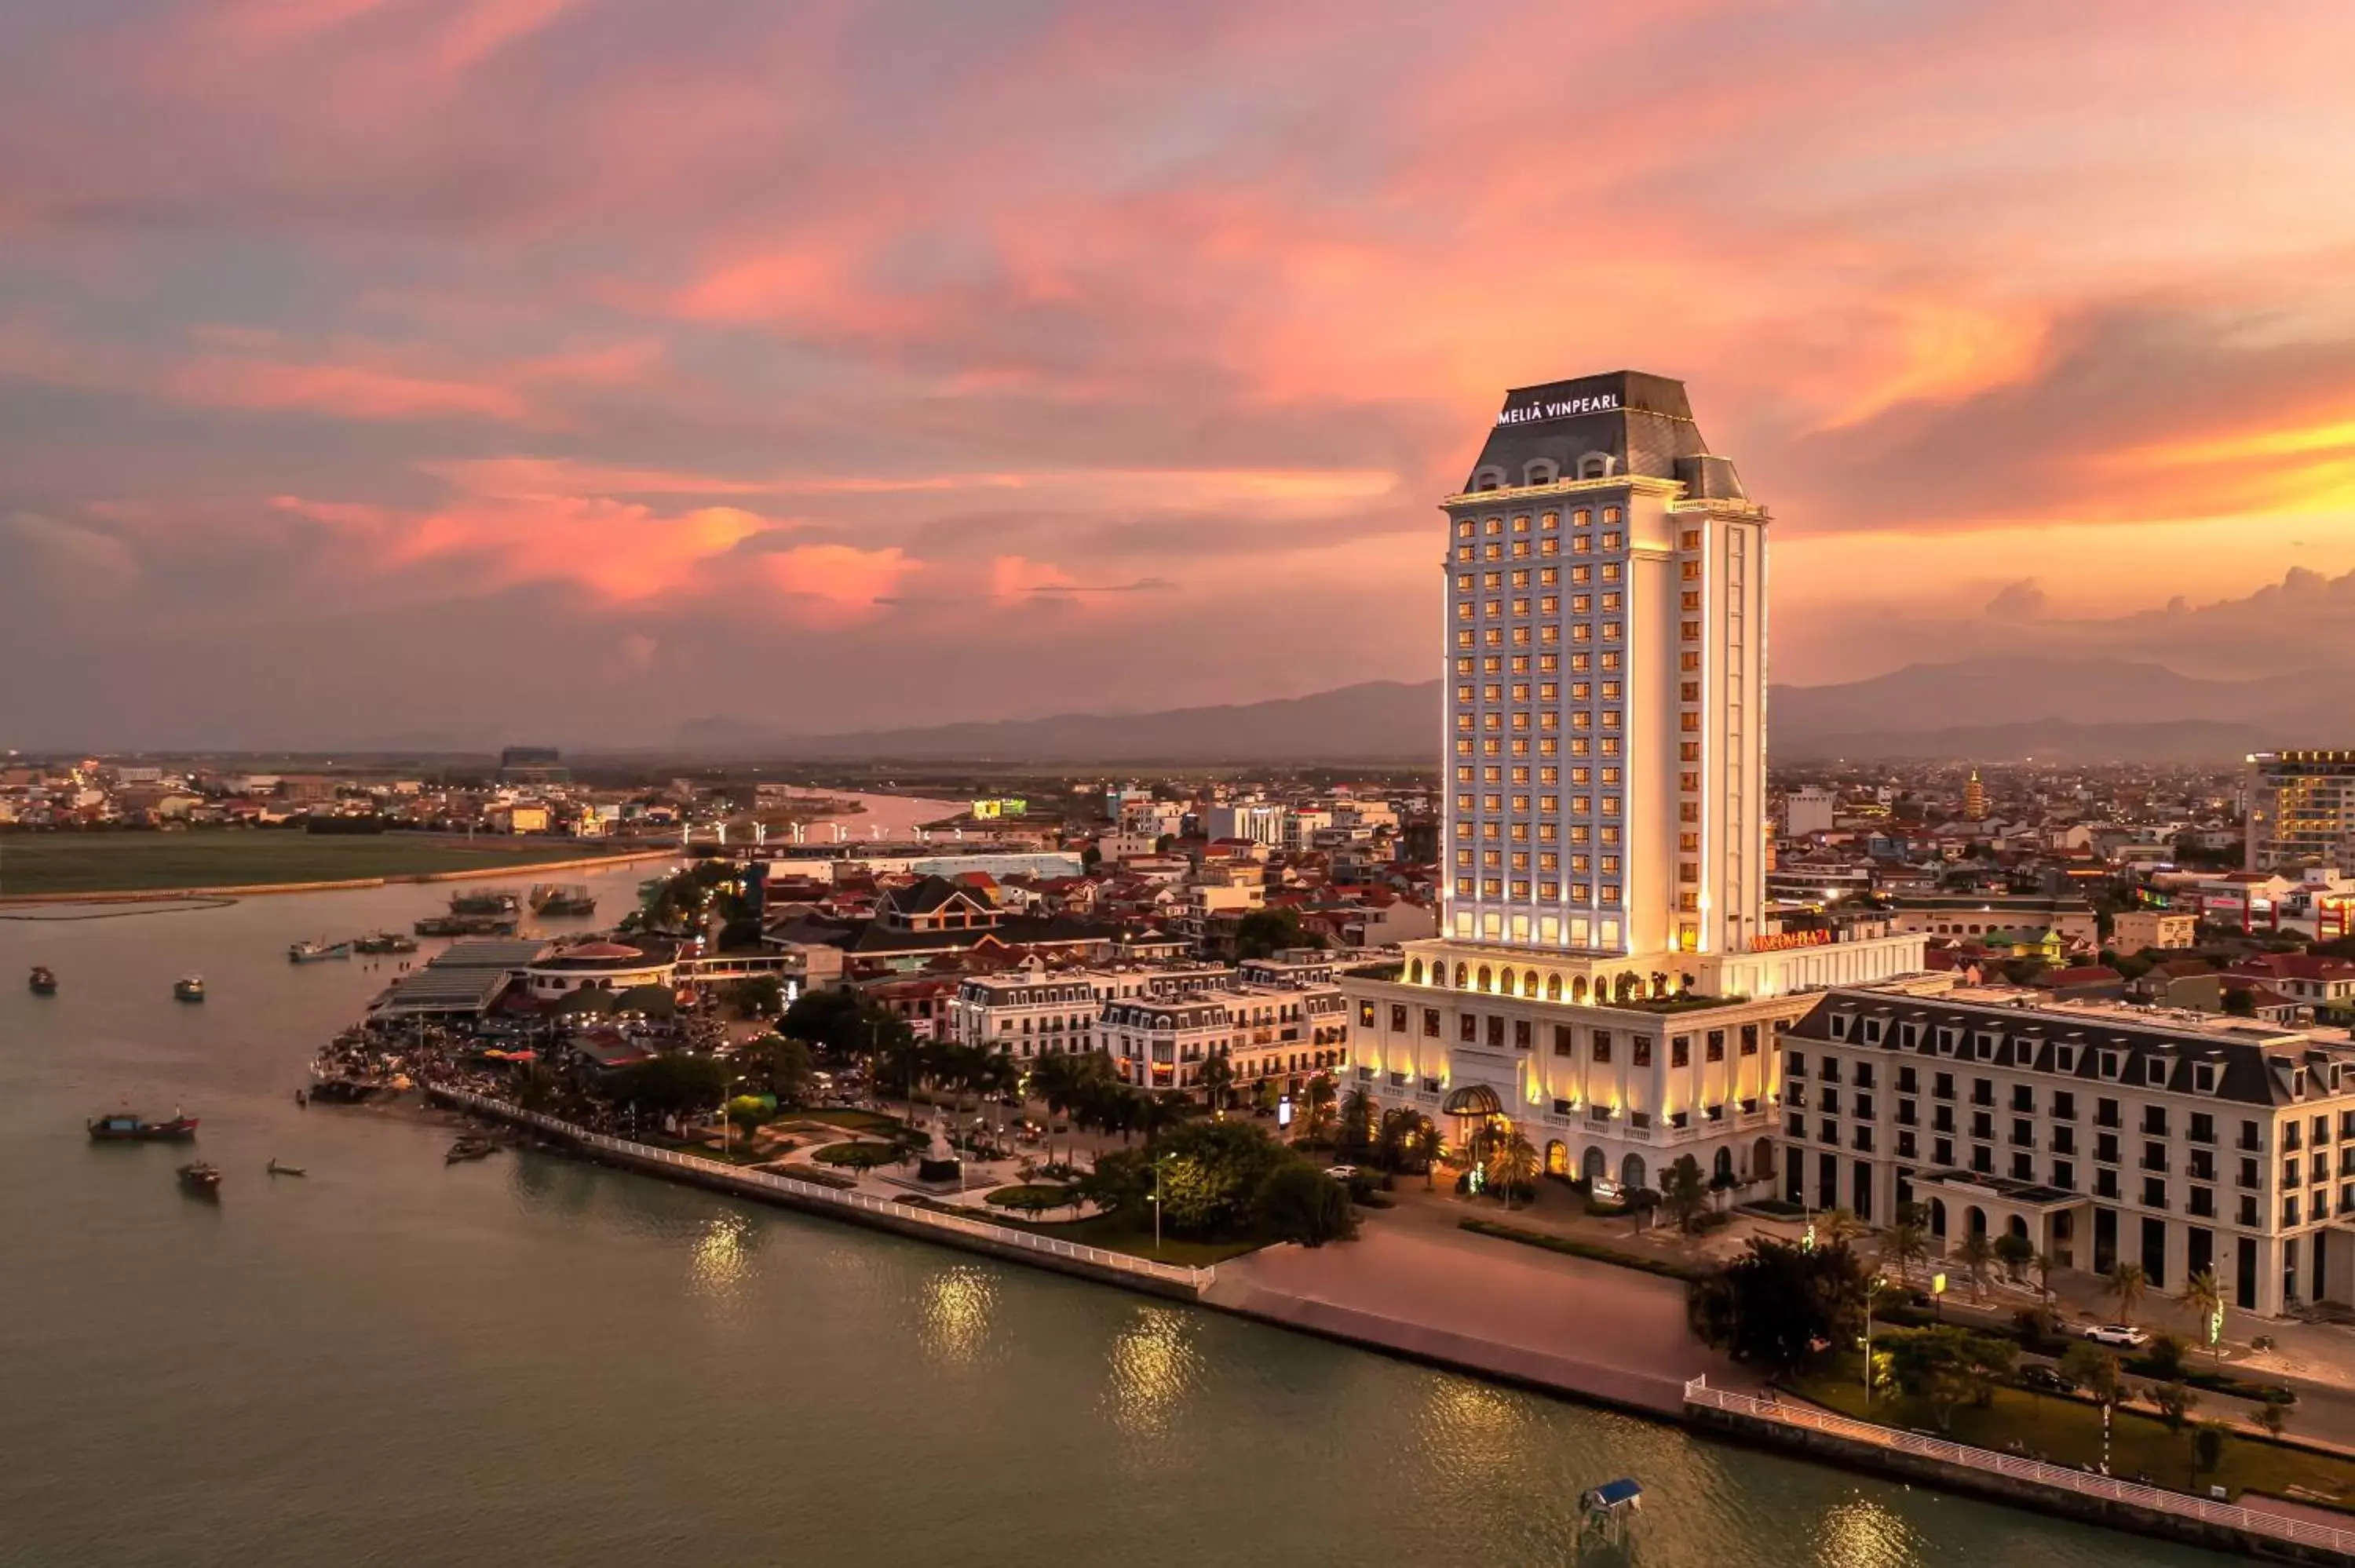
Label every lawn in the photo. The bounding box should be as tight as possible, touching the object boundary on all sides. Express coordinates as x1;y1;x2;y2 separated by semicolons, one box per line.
0;830;642;895
798;1108;907;1136
812;1141;903;1169
1798;1358;2355;1508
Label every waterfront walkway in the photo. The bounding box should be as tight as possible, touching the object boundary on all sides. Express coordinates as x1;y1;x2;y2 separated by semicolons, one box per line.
1206;1218;1754;1415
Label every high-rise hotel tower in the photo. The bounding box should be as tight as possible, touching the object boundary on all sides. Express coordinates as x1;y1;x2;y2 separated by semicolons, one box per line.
1340;374;1924;1191
1442;370;1763;961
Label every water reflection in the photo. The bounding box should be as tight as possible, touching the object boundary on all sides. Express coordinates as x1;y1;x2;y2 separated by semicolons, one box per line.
1813;1497;1922;1567
688;1212;754;1297
918;1264;997;1364
1101;1305;1201;1439
1418;1377;1536;1486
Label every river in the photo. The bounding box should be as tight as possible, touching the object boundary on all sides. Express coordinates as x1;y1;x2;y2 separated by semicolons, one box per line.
0;866;2225;1566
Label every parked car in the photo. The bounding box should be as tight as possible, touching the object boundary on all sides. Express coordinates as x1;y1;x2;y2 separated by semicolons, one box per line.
2020;1365;2073;1393
1324;1165;1360;1180
2081;1323;2151;1347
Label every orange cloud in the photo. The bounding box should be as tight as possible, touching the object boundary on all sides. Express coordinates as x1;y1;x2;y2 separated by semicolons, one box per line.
758;544;916;623
172;356;532;423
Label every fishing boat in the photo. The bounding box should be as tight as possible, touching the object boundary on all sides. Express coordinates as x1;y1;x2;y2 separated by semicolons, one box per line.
173;975;206;1002
445;1136;498;1165
413;913;517;937
448;888;522;917
29;965;57;995
177;1161;223;1194
266;1158;307;1176
287;938;353;964
529;883;598;917
352;931;419;954
88;1110;199;1142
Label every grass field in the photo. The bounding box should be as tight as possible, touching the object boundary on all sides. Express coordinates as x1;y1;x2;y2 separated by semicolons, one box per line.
0;831;647;896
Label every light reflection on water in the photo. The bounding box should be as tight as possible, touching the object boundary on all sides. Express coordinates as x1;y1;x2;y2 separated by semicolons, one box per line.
919;1264;998;1364
1102;1305;1203;1439
688;1212;754;1297
1813;1497;1926;1567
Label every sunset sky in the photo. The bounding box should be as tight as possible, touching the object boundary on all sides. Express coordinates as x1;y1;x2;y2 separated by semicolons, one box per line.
5;0;2355;749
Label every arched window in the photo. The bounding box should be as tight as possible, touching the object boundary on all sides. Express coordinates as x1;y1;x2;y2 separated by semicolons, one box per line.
1473;466;1507;491
1713;1147;1734;1183
1620;1154;1646;1191
1499;967;1514;997
1409;958;1424;986
1582;1147;1607;1184
1522;970;1538;999
1454;963;1469;989
1545;973;1561;1001
1477;965;1493;993
1545;1140;1568;1176
1572;975;1589;1004
1523;459;1558;486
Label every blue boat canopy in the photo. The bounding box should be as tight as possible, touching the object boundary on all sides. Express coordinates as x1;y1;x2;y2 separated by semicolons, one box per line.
1582;1479;1642;1511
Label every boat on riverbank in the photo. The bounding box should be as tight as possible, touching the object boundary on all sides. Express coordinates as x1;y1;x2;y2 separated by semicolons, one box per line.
445;1136;498;1164
89;1110;199;1142
414;913;517;937
288;938;353;964
448;888;521;917
173;975;206;1002
177;1161;222;1194
353;931;418;954
29;965;57;994
529;883;597;917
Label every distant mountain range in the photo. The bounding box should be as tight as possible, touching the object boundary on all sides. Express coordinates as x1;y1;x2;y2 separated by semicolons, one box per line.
664;658;2355;764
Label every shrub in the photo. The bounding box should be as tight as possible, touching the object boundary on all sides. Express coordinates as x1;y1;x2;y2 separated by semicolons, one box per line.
1255;1164;1357;1248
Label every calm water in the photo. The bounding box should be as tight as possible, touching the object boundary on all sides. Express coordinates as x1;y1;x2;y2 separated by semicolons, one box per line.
1;868;2220;1566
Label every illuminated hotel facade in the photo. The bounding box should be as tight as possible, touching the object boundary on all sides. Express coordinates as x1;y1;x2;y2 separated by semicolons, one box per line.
1341;373;1926;1191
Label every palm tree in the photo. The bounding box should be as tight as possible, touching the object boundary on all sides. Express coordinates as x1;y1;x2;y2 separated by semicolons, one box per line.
1818;1207;1864;1247
1486;1127;1541;1211
2107;1261;2149;1327
1414;1118;1446;1191
1338;1086;1377;1158
2181;1269;2225;1358
1957;1231;1997;1300
2035;1250;2057;1300
1300;1073;1338;1143
1879;1221;1929;1284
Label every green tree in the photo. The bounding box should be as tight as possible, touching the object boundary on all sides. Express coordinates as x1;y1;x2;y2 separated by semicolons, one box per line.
1957;1231;1997;1300
1234;907;1320;959
1254;1162;1358;1247
2192;1419;2230;1486
2222;987;2258;1018
1298;1073;1338;1143
2059;1341;2124;1411
2255;1395;2291;1439
1197;1053;1236;1114
1992;1231;2036;1285
1692;1236;1870;1377
2181;1269;2226;1359
1663;1154;1710;1234
754;1035;814;1105
605;1053;729;1120
725;975;785;1018
1414;1118;1446;1191
1337;1086;1378;1159
1485;1128;1540;1209
1879;1221;1929;1283
2106;1261;2149;1326
2150;1380;2200;1435
1886;1328;2013;1431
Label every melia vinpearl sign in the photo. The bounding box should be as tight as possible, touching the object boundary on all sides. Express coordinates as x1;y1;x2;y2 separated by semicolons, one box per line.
1495;392;1620;426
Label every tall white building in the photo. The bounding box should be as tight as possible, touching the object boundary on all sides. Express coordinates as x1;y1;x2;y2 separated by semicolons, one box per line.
1342;372;1924;1187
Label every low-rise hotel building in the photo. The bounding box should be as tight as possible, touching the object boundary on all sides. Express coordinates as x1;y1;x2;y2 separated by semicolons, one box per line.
1782;985;2355;1317
948;961;1231;1058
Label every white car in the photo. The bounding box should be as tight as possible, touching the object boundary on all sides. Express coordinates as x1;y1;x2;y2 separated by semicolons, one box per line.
2081;1323;2150;1348
1324;1165;1360;1181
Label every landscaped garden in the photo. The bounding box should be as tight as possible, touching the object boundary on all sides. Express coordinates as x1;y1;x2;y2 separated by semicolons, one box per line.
812;1141;903;1169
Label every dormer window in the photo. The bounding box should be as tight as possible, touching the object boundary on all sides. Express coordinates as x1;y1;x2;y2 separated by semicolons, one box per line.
1831;1013;1850;1039
2099;1051;2120;1080
1937;1029;1956;1056
2145;1058;2168;1088
2195;1062;2219;1094
2057;1046;2077;1074
1523;460;1558;486
1577;452;1616;480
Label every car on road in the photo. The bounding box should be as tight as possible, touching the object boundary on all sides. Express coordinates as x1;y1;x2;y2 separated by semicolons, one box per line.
1324;1165;1360;1180
2020;1365;2074;1394
2081;1323;2150;1347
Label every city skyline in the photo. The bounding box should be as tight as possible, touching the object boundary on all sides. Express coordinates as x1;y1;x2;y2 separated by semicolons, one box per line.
6;2;2355;747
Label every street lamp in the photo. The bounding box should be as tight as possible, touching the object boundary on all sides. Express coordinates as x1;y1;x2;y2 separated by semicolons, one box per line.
1863;1271;1887;1403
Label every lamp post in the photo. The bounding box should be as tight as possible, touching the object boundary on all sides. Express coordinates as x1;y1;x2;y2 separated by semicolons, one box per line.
1864;1271;1887;1403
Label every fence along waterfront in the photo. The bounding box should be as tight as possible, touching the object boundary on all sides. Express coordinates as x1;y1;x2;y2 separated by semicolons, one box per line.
436;1089;1214;1293
1685;1377;2355;1557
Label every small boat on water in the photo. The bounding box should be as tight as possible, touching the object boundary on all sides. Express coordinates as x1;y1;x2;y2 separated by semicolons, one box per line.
413;913;517;937
30;965;58;995
448;888;522;917
445;1136;498;1165
173;975;206;1003
177;1161;223;1194
89;1110;199;1142
266;1158;307;1176
288;938;353;964
352;931;418;955
529;883;598;917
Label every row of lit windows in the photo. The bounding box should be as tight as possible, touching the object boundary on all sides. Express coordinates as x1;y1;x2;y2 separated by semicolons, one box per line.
1455;566;1611;592
1455;711;1619;734
1456;877;1623;903
1455;653;1619;676
1455;737;1616;758
1455;809;1622;835
1452;508;1623;537
1455;681;1622;705
1454;593;1623;619
1455;775;1617;808
1455;623;1622;649
1455;849;1619;874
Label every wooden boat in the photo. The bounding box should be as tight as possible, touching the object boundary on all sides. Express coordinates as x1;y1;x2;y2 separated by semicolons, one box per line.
174;975;206;1002
266;1158;307;1176
89;1111;199;1142
29;965;57;995
287;938;352;964
445;1136;498;1165
177;1162;222;1194
352;931;418;954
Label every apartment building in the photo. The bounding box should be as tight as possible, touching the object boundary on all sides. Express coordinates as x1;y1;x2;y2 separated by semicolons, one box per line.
1781;986;2355;1317
1101;981;1349;1092
948;960;1229;1059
